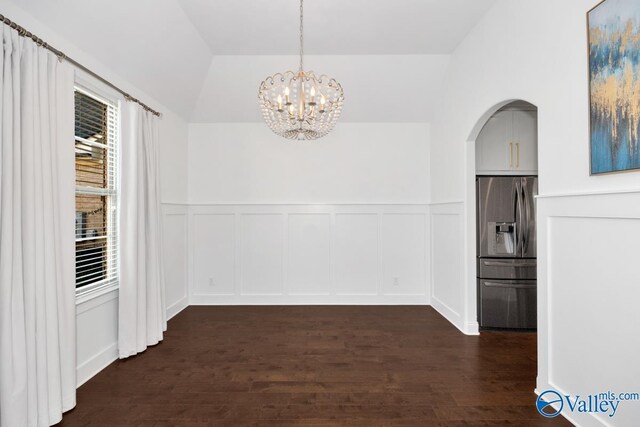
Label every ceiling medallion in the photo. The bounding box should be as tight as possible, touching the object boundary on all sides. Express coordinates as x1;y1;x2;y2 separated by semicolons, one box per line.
258;0;344;141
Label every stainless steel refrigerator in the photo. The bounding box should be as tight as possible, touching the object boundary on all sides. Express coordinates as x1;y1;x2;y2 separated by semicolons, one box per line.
477;176;537;329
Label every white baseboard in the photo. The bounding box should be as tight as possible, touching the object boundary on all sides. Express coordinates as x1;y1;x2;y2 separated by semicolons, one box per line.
166;295;189;320
190;294;428;305
430;295;469;335
76;342;118;388
464;321;480;335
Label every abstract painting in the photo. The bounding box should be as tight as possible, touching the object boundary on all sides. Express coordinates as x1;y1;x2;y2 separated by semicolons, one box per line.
588;0;640;174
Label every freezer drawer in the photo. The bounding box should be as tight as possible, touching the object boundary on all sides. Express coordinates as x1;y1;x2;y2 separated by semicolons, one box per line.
479;279;536;329
478;258;537;280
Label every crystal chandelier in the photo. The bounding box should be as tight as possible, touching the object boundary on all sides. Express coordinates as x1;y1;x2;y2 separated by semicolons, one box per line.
258;0;344;141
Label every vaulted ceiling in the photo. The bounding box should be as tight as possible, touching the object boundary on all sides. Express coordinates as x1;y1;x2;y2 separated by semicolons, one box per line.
5;0;497;121
178;0;497;55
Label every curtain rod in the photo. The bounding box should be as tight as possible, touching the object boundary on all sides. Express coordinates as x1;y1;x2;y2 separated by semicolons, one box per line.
0;13;162;117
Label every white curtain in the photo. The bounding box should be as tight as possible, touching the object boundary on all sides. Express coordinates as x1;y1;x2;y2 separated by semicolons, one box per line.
118;102;166;358
0;25;76;427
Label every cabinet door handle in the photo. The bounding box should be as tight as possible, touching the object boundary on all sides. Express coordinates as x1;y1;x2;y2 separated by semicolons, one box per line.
509;142;513;168
516;143;520;168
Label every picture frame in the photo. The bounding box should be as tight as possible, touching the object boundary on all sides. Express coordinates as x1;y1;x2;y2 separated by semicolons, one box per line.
588;0;640;175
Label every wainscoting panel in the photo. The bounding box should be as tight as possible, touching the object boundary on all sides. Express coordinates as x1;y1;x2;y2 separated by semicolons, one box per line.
240;214;285;295
429;202;465;332
536;190;640;427
381;214;427;296
189;205;430;305
334;214;379;296
162;204;189;318
192;214;235;296
288;214;332;296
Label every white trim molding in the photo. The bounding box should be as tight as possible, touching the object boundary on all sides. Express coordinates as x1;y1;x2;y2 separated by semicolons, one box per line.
187;204;431;306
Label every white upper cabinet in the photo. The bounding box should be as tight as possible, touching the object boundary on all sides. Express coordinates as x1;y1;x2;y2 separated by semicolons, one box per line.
512;110;538;173
476;109;538;175
476;111;512;174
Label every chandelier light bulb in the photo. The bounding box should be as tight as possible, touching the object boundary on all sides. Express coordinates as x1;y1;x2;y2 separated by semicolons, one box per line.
309;86;316;105
258;0;344;141
284;86;291;105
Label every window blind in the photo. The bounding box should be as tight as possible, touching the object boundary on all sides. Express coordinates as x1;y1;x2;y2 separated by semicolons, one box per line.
74;88;119;290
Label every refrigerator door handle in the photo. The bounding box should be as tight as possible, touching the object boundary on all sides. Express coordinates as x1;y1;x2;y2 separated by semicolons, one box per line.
513;179;523;256
483;260;537;268
512;180;518;254
521;179;529;254
484;281;536;289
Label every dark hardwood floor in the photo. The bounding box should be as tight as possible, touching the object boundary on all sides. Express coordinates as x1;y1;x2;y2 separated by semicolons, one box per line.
60;306;570;426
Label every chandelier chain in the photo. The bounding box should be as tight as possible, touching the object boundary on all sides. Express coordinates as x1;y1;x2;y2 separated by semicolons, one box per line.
299;0;304;71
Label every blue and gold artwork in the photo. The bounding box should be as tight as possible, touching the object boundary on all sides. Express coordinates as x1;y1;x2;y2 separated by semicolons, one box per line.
589;0;640;174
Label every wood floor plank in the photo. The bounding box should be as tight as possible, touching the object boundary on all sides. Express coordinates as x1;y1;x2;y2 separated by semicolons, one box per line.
58;306;570;425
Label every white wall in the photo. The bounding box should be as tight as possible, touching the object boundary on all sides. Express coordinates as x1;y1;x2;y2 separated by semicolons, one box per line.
189;123;430;203
430;0;640;425
0;0;190;386
187;122;431;304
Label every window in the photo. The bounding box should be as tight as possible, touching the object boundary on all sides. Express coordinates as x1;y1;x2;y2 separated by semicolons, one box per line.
74;87;119;292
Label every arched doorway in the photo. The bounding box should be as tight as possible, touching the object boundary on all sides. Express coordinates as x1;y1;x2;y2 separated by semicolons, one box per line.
463;100;539;332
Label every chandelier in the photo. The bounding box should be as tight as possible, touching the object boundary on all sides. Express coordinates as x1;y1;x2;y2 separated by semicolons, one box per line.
258;0;344;141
